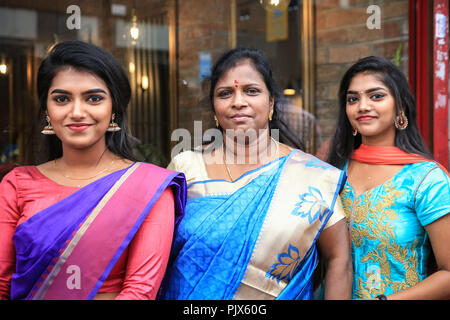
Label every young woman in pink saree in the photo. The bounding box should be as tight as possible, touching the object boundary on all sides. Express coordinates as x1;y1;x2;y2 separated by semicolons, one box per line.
0;41;186;300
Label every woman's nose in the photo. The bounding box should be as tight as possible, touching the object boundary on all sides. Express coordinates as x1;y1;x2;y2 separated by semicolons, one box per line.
358;96;372;112
70;98;86;118
232;91;248;108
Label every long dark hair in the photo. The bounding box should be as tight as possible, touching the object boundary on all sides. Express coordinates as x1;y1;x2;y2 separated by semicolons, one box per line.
208;47;304;150
327;56;432;168
37;40;136;161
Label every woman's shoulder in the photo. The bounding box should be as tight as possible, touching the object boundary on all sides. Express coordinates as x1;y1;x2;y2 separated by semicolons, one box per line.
171;149;203;164
403;161;447;180
290;149;342;173
286;149;345;192
406;161;441;170
0;163;19;180
1;165;40;183
167;149;207;184
168;149;203;169
404;162;449;226
0;166;44;200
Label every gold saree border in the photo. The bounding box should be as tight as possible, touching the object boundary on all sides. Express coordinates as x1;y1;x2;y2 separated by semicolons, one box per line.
232;151;344;299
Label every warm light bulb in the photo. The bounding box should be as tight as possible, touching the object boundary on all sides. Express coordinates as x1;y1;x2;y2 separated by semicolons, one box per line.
129;62;135;73
141;75;149;90
283;88;296;96
0;64;7;74
130;23;139;40
260;0;289;11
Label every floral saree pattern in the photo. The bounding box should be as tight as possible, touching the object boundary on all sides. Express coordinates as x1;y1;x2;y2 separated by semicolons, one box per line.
160;149;346;300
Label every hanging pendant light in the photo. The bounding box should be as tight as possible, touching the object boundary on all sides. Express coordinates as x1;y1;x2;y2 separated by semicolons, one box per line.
259;0;290;11
130;8;139;41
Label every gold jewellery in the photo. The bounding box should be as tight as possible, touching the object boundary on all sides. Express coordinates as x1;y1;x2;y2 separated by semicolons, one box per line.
54;157;116;186
394;109;408;130
41;115;56;135
223;136;279;181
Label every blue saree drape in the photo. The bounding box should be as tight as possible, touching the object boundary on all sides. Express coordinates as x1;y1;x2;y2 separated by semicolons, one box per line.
160;149;346;300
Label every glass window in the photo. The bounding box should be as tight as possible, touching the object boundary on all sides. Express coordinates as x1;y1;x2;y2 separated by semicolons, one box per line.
235;0;320;153
176;0;410;158
0;0;174;167
0;0;411;171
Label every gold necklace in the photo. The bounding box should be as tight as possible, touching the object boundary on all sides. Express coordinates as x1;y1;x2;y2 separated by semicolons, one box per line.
223;137;279;182
55;158;115;181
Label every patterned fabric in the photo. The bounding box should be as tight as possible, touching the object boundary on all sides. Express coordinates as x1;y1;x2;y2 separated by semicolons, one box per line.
4;163;186;300
340;162;450;299
160;148;346;300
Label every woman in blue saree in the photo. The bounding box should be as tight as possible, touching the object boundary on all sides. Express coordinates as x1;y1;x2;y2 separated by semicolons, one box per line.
159;48;352;300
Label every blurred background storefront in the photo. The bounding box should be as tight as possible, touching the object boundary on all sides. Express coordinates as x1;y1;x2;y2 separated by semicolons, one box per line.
0;0;448;170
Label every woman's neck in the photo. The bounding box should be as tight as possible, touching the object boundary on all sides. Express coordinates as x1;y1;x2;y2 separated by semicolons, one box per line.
59;143;114;170
361;134;395;147
223;129;276;165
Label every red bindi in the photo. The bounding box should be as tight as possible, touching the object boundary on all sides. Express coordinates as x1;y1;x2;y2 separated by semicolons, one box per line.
234;80;239;87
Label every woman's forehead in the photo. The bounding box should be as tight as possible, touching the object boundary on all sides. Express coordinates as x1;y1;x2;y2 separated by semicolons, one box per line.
217;61;264;84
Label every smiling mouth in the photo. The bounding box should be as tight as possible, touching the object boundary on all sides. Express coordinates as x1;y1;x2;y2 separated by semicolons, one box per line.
230;114;251;121
67;124;92;131
357;116;376;122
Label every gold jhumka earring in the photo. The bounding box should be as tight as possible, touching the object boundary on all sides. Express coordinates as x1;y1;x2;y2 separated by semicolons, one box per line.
41;115;55;135
107;113;121;132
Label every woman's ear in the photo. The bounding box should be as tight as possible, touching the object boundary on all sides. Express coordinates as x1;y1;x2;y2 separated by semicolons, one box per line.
269;98;275;121
269;97;274;111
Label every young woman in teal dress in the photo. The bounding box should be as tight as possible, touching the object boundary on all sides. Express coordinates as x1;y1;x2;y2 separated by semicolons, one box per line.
159;48;352;300
328;56;450;299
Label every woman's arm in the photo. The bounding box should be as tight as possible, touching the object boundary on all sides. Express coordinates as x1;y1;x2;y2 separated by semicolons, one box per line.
317;218;353;300
386;213;450;300
114;187;175;300
386;166;450;300
0;170;21;300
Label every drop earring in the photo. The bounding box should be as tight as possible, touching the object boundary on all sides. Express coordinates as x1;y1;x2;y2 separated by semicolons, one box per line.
269;109;274;121
214;115;219;127
352;128;358;136
107;113;121;132
41;115;55;135
395;110;408;130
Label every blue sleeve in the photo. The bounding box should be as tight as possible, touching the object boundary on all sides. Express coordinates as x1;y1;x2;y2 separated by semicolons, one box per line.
414;166;450;226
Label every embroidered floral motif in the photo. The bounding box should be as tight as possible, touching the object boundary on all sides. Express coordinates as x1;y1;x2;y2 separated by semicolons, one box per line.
341;181;421;299
291;186;329;224
266;244;302;283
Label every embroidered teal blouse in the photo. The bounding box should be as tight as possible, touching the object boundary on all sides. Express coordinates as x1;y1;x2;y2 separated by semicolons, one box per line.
340;162;449;299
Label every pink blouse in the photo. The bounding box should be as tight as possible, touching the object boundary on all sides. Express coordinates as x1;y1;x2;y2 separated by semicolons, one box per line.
0;166;175;300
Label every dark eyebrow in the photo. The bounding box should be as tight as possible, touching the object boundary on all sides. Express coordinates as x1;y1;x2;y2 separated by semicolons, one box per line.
50;89;70;95
215;83;262;90
215;86;231;91
50;88;107;95
347;87;388;95
83;89;108;95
